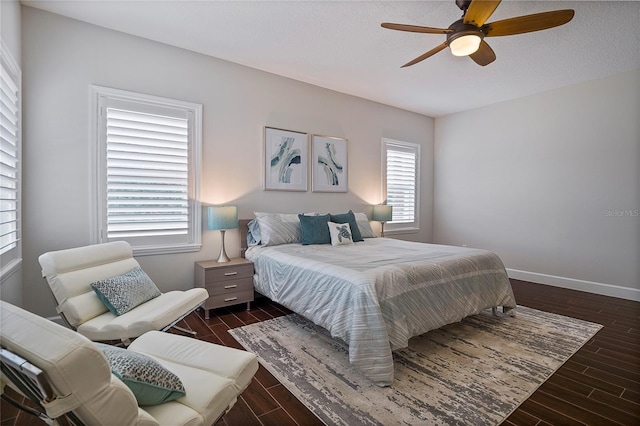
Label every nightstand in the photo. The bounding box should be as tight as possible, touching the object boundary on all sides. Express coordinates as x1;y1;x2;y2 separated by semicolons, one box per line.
194;258;254;319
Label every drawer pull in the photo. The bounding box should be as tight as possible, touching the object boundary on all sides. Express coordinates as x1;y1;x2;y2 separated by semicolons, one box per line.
224;297;238;302
224;272;238;276
224;284;237;289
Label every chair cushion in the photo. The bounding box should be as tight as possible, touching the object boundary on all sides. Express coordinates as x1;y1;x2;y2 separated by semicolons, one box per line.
1;301;257;426
38;241;140;326
91;267;161;316
0;301;142;425
129;331;259;425
129;331;258;395
96;343;185;406
76;289;208;341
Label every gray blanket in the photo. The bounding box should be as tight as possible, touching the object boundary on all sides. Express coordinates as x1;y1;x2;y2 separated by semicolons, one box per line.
246;238;516;386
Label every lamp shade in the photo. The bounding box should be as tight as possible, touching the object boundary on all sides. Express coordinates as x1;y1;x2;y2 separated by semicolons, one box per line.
207;205;238;230
372;205;393;222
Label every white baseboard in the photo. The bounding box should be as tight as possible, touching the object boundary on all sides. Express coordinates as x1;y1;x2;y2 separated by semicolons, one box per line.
506;269;640;302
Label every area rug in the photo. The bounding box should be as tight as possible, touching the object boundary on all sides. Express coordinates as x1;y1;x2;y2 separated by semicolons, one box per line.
229;306;602;425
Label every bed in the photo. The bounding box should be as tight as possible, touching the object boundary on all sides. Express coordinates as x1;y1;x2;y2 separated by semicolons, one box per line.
242;212;516;386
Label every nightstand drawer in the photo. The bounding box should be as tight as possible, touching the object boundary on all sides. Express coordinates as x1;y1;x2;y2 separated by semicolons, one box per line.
206;277;253;296
204;264;253;282
204;289;254;310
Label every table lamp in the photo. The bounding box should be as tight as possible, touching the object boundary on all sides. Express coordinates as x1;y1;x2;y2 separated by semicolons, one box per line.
372;204;393;238
207;205;238;262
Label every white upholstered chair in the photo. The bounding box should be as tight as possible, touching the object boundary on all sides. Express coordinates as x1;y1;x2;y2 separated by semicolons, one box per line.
0;301;259;425
38;241;208;344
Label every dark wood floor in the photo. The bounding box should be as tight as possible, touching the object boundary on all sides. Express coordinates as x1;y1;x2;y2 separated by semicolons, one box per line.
2;279;639;425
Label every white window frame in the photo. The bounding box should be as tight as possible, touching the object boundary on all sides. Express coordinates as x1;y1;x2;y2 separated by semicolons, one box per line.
382;138;420;234
90;85;202;255
0;41;22;280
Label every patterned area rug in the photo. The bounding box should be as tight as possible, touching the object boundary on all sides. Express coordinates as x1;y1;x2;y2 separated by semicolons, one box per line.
229;306;602;425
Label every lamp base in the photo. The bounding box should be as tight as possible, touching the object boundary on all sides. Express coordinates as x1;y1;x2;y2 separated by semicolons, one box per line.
380;222;385;238
217;229;230;263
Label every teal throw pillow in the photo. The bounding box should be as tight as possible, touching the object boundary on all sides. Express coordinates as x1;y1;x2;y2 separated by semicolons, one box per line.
96;343;186;406
90;266;161;316
329;210;364;242
298;214;331;245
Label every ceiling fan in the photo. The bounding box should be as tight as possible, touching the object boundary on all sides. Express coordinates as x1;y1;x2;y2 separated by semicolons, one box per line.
381;0;575;67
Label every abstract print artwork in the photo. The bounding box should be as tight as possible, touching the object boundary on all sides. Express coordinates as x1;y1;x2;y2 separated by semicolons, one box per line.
264;127;308;191
312;135;348;192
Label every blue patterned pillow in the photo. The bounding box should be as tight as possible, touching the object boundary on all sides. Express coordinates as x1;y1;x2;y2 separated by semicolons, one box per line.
91;267;161;316
96;343;185;406
299;214;331;245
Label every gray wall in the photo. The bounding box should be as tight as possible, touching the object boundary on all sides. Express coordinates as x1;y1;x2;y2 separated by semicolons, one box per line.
0;0;22;306
434;70;640;300
21;7;434;317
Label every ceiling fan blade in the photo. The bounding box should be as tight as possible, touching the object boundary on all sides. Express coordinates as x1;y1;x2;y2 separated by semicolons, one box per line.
381;22;452;34
469;40;496;66
463;0;502;27
401;42;448;68
483;9;575;37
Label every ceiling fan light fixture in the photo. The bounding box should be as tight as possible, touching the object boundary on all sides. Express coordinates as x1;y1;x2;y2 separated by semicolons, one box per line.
382;1;575;68
449;33;482;56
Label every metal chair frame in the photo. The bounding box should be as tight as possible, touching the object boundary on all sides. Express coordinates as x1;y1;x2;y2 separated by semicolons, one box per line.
1;347;84;426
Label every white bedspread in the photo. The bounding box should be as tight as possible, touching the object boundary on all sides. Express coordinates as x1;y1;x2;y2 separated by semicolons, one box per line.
245;238;516;386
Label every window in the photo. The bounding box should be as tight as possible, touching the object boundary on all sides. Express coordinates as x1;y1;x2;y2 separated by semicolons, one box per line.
92;86;202;255
0;41;21;279
382;138;420;233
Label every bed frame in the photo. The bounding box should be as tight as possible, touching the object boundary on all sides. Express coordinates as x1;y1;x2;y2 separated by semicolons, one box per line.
239;219;251;258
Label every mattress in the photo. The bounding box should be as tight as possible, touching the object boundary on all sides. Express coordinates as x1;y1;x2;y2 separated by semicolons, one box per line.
245;237;516;386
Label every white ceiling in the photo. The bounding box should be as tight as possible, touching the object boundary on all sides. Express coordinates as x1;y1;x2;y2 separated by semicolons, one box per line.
22;0;640;117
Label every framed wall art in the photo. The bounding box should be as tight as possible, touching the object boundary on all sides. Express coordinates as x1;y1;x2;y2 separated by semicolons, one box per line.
311;135;348;193
263;127;308;191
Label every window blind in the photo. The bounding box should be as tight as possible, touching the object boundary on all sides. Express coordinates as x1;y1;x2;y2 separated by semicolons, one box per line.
105;107;190;239
93;86;201;255
385;142;418;225
0;55;20;259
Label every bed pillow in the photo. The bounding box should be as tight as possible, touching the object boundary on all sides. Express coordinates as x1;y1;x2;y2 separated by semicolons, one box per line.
299;214;331;245
254;212;319;246
354;212;377;238
246;218;261;247
96;343;185;406
254;212;303;246
328;221;354;246
90;267;161;316
329;210;363;242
